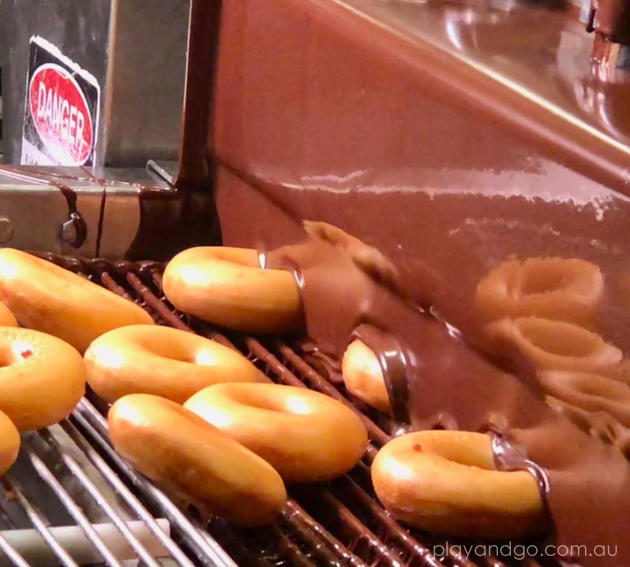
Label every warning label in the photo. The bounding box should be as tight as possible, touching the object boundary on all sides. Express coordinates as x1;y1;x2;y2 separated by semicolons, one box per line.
21;36;100;166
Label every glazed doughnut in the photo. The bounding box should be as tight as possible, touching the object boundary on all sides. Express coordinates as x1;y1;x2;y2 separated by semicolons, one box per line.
371;431;547;539
185;383;368;483
0;249;154;352
476;257;604;325
539;371;630;427
162;247;302;334
486;317;622;373
85;325;263;403
0;410;20;476
0;303;17;327
108;394;287;526
0;327;85;430
341;339;391;413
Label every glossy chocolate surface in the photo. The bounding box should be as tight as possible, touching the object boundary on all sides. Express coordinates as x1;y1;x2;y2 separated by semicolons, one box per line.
209;0;630;563
593;0;630;43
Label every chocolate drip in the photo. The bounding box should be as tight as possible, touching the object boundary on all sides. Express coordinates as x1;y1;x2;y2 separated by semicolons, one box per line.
491;433;553;543
79;166;107;257
0;165;88;248
351;324;410;423
282;500;367;567
491;434;550;498
298;341;344;386
126;185;221;261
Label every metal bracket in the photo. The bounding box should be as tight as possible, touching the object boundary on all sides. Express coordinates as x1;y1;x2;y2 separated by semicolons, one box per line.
0;164;220;260
0;166;146;258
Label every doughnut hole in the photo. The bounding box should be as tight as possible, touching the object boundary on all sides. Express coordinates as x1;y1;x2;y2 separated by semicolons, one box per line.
0;341;27;367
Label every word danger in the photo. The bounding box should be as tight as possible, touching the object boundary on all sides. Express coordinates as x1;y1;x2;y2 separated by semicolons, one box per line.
28;64;93;165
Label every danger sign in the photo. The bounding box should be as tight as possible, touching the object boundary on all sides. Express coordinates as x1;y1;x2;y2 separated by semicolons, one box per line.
29;64;93;164
21;37;100;166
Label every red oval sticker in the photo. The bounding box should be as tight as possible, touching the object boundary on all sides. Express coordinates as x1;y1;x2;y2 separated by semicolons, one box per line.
28;64;93;165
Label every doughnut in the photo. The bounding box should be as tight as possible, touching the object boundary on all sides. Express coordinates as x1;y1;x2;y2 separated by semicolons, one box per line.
0;303;17;327
0;327;85;430
0;249;154;352
341;339;391;413
184;383;368;483
476;257;604;326
486;317;622;373
0;410;20;476
546;396;630;457
84;325;263;403
371;431;547;539
162;247;302;334
108;394;287;526
539;371;630;427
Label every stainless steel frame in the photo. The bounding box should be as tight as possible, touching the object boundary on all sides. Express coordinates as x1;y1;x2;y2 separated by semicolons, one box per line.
0;0;189;167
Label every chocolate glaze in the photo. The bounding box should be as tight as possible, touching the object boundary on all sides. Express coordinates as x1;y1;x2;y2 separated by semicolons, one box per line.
263;232;630;565
490;434;552;529
126;185;221;261
212;81;630;561
351;325;410;423
592;0;630;44
80;166;107;256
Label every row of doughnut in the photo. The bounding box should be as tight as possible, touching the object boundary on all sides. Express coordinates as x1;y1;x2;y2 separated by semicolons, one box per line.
477;257;630;454
0;248;157;479
0;248;368;526
162;247;548;539
0;247;571;540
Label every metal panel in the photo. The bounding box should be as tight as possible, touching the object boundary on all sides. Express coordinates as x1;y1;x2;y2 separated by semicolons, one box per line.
0;0;189;167
0;166;150;257
0;0;111;166
103;0;189;167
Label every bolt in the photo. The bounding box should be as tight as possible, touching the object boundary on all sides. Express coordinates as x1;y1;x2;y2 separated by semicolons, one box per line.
60;214;87;248
0;217;14;244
